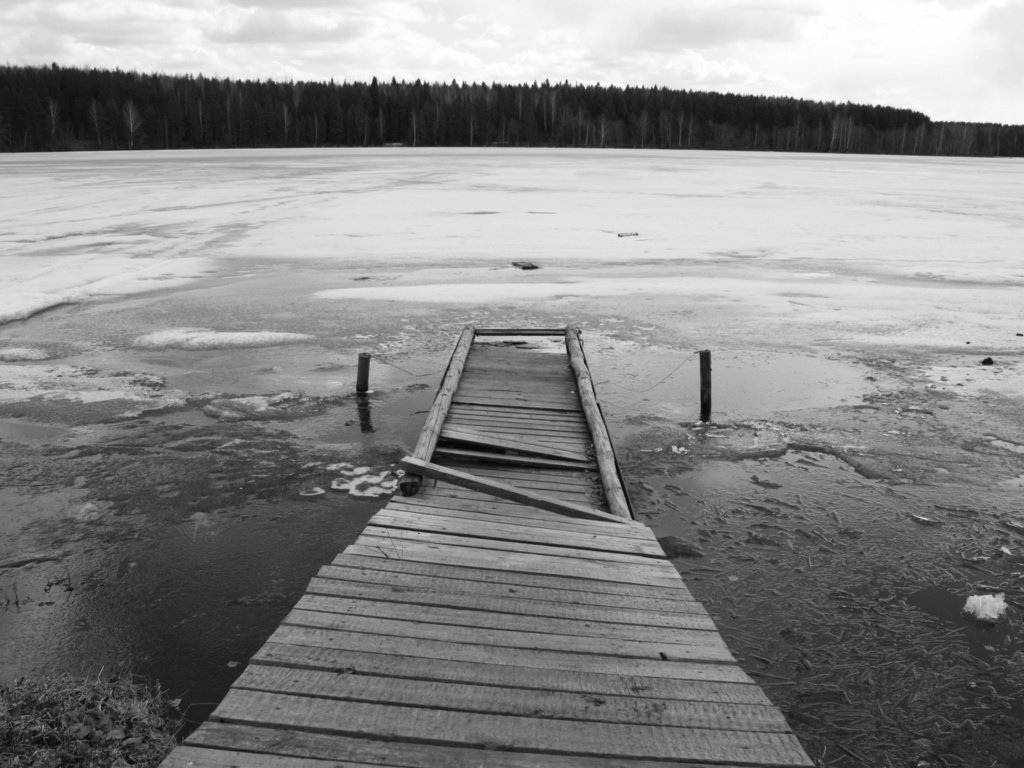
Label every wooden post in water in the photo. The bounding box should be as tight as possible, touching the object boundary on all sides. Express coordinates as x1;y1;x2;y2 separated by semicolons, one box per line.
699;349;712;423
356;353;371;393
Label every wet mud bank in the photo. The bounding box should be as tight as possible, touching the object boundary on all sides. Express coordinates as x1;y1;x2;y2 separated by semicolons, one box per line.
619;353;1024;767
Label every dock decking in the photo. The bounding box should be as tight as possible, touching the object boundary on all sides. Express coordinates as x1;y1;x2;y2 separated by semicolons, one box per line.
161;327;812;768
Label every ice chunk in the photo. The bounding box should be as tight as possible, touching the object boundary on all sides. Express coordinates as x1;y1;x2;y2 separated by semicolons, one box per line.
133;328;314;350
963;593;1007;622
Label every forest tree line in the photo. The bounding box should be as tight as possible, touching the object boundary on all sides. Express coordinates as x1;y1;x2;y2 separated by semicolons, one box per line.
2;63;1022;156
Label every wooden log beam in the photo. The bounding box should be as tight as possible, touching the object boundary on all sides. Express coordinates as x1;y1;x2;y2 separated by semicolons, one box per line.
401;326;476;496
473;328;567;336
399;457;630;525
564;328;633;520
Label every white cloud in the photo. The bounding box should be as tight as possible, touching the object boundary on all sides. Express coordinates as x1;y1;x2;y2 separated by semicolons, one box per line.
0;0;1020;123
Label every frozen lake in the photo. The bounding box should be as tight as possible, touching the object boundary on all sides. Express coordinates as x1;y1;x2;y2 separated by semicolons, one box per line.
2;148;1024;763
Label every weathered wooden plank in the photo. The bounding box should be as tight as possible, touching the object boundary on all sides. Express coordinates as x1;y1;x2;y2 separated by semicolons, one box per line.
381;503;655;545
453;388;580;405
343;542;683;587
343;542;685;589
265;624;747;681
423;484;646;525
446;464;599;487
183;721;767;768
233;665;791;732
401;326;476;496
211;690;813;766
369;510;662;555
252;642;767;703
432;447;598;471
439;427;591;462
565;328;632;519
305;577;710;627
293;594;718;646
357;527;667;568
458;371;574;386
454;386;579;403
320;556;694;605
161;745;366;767
281;608;731;662
349;539;678;589
452;394;583;412
400;457;624;524
315;559;692;607
473;328;568;336
444;425;595;448
449;402;588;420
449;404;589;423
394;493;653;535
445;406;589;422
384;493;639;527
423;475;600;503
355;529;673;572
444;417;592;438
458;371;577;388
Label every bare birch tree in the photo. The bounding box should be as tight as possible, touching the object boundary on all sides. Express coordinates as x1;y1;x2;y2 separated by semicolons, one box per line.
122;100;142;149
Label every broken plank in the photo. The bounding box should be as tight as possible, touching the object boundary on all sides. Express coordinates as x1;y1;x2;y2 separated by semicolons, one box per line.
400;457;626;524
368;510;657;554
380;501;657;541
439;427;590;462
354;528;676;571
432;447;598;471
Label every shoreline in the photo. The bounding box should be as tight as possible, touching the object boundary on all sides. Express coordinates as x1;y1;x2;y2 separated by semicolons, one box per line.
3;148;1024;764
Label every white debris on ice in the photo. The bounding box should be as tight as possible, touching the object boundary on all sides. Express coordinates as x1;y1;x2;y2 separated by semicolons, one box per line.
962;593;1008;622
327;462;399;497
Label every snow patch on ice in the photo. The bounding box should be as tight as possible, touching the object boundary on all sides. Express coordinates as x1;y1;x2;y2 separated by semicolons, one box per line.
0;347;52;362
202;392;304;421
0;255;212;326
315;279;693;304
134;328;315;350
924;361;1024;397
0;364;187;415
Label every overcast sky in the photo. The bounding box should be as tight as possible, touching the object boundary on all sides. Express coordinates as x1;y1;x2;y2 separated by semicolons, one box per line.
2;0;1021;124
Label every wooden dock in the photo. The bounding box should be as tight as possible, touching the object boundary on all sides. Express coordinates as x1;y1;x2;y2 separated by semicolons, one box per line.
160;327;812;768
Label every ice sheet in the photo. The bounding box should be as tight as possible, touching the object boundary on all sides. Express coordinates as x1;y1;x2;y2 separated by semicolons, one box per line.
3;148;1023;353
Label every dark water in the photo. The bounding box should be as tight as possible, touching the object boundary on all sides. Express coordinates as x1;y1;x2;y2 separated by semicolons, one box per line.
0;386;436;730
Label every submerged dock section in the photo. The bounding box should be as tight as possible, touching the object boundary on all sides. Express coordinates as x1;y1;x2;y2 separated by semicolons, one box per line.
161;327;812;767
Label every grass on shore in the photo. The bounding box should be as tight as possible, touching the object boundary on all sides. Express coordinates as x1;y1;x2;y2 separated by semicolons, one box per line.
0;670;181;767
